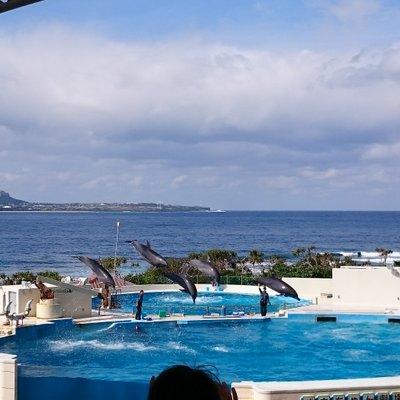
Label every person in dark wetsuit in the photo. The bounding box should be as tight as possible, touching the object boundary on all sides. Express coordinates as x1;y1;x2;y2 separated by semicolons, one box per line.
258;284;271;317
134;290;144;320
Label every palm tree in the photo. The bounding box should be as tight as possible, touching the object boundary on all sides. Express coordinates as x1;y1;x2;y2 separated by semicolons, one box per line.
247;249;264;266
376;248;393;265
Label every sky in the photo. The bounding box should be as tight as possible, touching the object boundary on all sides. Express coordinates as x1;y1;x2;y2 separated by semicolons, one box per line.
1;0;400;211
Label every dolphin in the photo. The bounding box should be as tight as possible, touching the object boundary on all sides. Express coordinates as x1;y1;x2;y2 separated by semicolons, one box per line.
127;240;168;268
188;259;220;285
75;256;116;288
164;272;197;303
257;276;300;301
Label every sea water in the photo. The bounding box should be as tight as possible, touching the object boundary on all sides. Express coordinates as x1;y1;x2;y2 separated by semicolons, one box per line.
1;211;400;277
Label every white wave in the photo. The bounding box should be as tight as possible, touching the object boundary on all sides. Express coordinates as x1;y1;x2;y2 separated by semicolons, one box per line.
195;295;224;304
344;349;370;360
49;339;157;352
211;345;229;353
329;328;358;340
336;251;400;259
157;294;183;302
158;293;200;304
167;341;197;355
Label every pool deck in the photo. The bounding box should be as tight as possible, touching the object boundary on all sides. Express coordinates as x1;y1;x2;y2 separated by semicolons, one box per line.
3;300;400;333
286;302;400;315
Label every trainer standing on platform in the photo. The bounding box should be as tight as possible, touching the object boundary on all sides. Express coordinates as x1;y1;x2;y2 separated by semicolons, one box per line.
258;284;271;317
134;290;144;320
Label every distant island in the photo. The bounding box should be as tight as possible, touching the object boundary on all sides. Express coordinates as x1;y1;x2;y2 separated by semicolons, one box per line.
0;190;210;212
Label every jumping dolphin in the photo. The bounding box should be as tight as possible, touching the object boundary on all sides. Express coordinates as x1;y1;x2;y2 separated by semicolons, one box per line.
127;240;168;268
257;276;300;301
164;272;197;303
187;259;220;285
75;256;116;288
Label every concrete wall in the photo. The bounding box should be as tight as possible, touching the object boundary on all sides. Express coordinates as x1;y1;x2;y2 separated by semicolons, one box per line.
332;267;400;307
233;376;400;400
56;291;92;319
0;353;16;400
280;277;333;304
266;267;400;308
0;283;93;319
0;285;40;316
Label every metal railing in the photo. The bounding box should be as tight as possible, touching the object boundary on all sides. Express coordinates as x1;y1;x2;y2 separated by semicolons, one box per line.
138;301;302;317
130;275;257;285
95;300;305;317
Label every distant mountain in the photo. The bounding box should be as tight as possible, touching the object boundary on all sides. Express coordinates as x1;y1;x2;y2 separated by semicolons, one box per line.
0;190;27;206
0;190;210;212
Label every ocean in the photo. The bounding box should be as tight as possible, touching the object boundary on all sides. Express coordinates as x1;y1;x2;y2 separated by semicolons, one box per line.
0;210;399;278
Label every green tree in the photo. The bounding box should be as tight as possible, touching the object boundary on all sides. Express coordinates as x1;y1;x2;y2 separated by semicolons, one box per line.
99;256;128;275
205;249;237;270
376;247;393;265
0;271;63;285
266;247;337;278
247;249;264;265
165;257;186;273
37;270;63;281
124;267;168;285
10;271;36;284
188;252;204;260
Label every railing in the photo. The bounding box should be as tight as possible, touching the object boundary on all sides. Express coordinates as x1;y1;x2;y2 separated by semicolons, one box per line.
131;275;257;285
141;301;303;317
142;304;256;317
99;301;304;317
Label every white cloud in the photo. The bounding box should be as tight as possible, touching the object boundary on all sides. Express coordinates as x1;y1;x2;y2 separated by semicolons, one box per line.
260;176;295;190
328;0;381;22
1;24;400;209
171;175;188;187
300;167;340;180
362;141;400;160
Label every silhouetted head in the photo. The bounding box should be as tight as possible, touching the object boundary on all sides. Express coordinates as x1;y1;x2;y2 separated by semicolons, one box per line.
147;365;221;400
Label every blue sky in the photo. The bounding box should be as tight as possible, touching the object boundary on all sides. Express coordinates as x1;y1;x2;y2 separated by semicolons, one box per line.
1;0;400;210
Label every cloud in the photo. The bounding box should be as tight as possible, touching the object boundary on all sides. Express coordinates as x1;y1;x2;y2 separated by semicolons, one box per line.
300;167;340;180
172;175;188;188
362;141;400;160
1;24;400;209
328;0;381;22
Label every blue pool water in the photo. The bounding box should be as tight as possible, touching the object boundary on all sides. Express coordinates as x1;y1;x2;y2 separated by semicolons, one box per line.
93;291;308;315
3;314;400;386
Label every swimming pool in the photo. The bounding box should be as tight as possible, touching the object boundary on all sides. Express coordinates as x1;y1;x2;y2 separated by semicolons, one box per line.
3;314;400;386
3;289;400;400
94;290;307;316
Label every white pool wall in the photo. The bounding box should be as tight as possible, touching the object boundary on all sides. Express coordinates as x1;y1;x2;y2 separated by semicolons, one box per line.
0;353;16;400
233;376;400;400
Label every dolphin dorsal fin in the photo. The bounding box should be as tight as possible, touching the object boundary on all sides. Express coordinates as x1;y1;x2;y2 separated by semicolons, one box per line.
146;240;151;248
